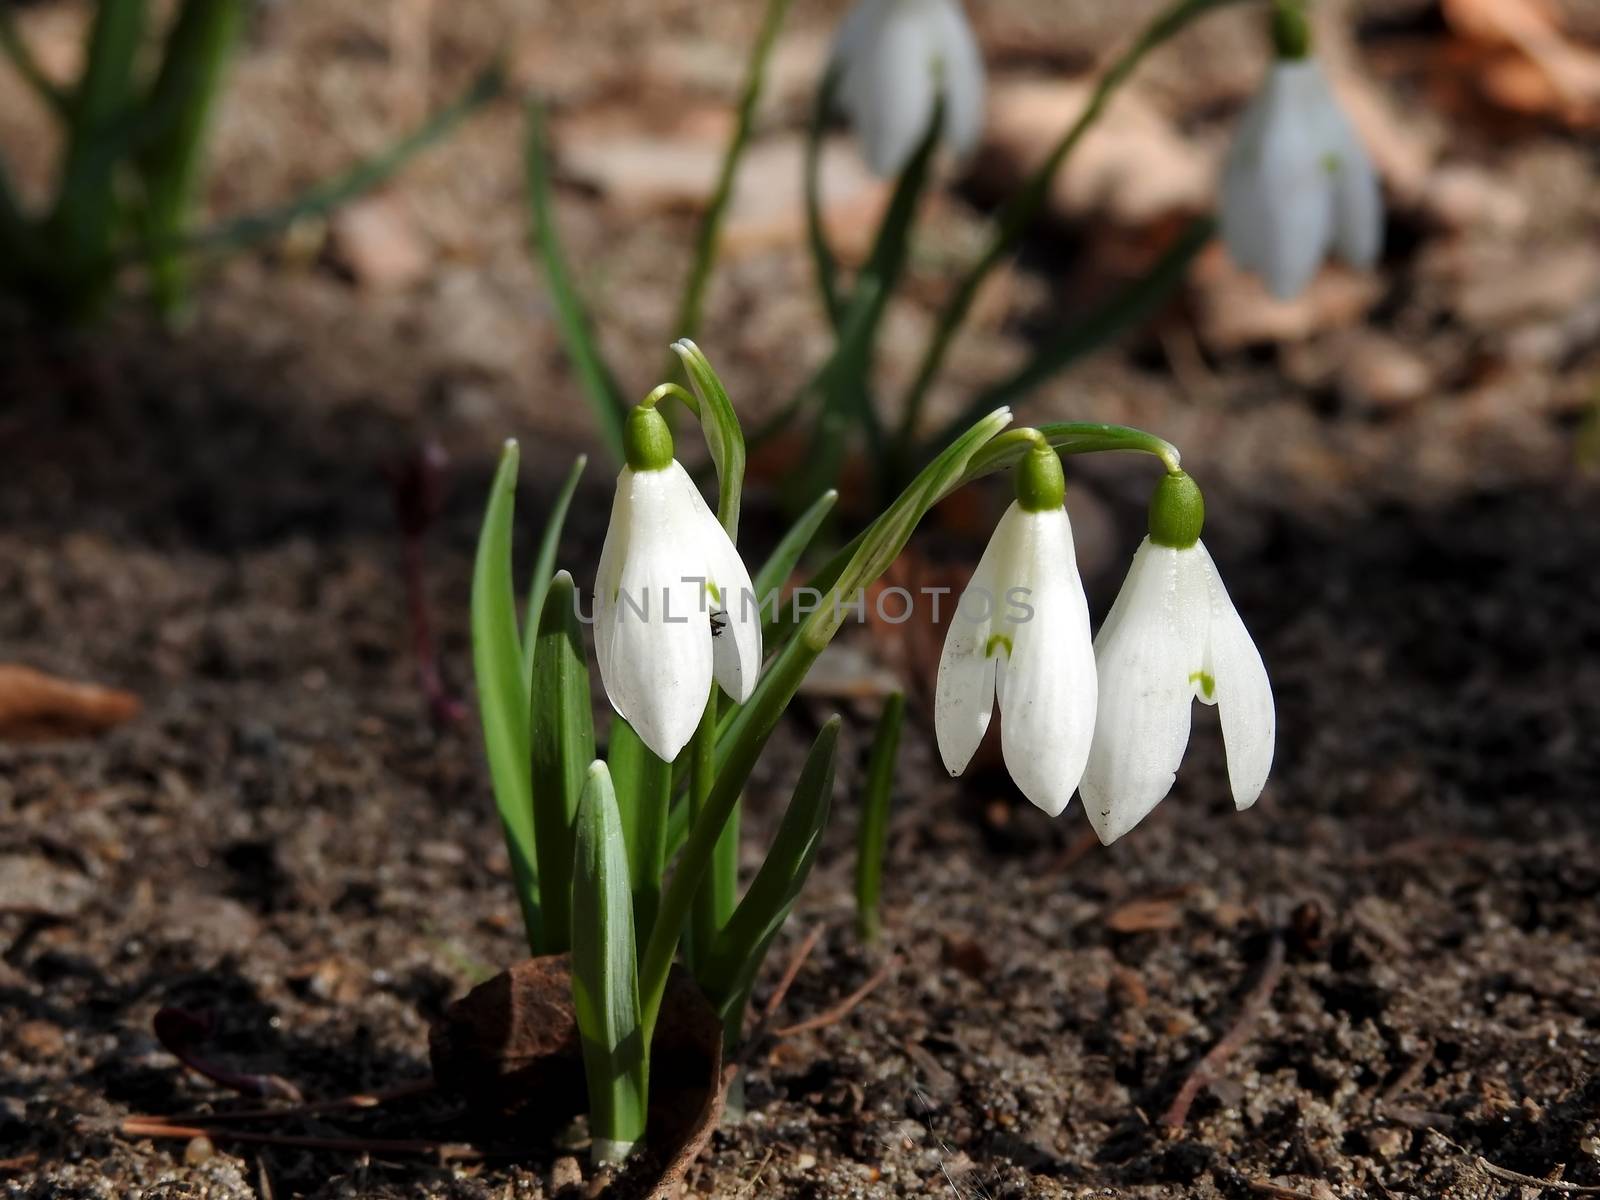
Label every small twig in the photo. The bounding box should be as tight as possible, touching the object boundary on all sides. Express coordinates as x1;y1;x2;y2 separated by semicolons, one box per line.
772;959;894;1039
1431;1129;1600;1195
1380;1043;1433;1103
734;1148;775;1198
0;1153;40;1172
127;1079;435;1125
1161;934;1287;1128
388;441;465;728
153;1009;303;1103
119;1119;478;1161
762;924;824;1021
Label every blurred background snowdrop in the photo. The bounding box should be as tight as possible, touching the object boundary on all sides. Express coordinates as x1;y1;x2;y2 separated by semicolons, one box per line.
829;0;985;176
1220;1;1384;299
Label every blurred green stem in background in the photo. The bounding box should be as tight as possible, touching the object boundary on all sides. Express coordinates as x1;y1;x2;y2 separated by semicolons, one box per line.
891;0;1252;458
667;0;795;370
855;691;905;943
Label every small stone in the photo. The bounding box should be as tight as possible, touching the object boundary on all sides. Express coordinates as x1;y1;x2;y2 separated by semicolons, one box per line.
326;193;433;291
184;1135;216;1165
548;1155;583;1193
1367;1126;1408;1159
796;1152;818;1171
13;1020;65;1061
1338;331;1434;411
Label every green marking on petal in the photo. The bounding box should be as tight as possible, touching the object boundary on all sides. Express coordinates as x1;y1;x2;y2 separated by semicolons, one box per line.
1321;152;1342;178
705;580;722;607
984;634;1013;660
1190;670;1216;700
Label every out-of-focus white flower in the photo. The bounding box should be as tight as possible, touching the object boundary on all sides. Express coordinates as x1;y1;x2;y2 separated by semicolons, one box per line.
593;407;760;762
830;0;985;177
935;443;1096;817
1079;473;1274;844
1220;57;1383;300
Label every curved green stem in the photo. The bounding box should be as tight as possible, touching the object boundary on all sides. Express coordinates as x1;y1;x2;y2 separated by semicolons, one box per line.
666;0;793;366
963;421;1182;483
892;0;1253;448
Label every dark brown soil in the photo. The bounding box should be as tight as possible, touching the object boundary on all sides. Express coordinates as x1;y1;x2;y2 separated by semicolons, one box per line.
3;1;1600;1197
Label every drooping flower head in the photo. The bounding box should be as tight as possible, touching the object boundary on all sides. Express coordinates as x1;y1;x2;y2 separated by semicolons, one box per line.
593;404;761;762
1080;472;1275;844
1220;1;1383;299
935;438;1097;816
830;0;986;178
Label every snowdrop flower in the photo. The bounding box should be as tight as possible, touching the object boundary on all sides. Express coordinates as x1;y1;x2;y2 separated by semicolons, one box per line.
1080;472;1275;845
1220;3;1382;300
830;0;985;177
593;404;761;762
935;439;1097;816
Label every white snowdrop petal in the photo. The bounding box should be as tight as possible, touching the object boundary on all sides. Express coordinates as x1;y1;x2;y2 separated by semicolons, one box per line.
857;2;940;176
592;468;634;682
1080;543;1206;844
667;462;763;704
994;507;1096;817
1329;126;1383;269
933;505;1014;777
1197;544;1276;811
929;0;985;161
1222;61;1339;300
596;469;712;761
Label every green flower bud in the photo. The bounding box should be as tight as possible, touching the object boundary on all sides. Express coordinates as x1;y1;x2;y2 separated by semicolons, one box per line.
623;404;674;472
1148;471;1205;549
1271;0;1312;60
1015;443;1065;512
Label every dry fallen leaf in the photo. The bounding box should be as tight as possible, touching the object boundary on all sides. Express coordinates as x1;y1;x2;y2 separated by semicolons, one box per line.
1105;897;1185;934
1442;0;1600;127
0;664;140;740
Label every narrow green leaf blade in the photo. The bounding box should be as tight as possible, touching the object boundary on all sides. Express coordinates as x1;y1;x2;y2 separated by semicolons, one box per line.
755;488;838;645
470;441;540;951
522;453;588;682
136;0;247;316
930;217;1215;448
805;65;844;331
570;762;648;1164
855;692;905;943
607;714;671;937
671;339;746;538
179;66;503;255
699;717;840;1033
527;99;629;465
530;571;596;954
667;0;793;356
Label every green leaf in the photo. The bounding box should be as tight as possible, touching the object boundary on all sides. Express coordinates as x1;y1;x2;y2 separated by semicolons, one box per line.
45;0;148;310
929;216;1215;448
529;571;596;955
522;453;588;683
670;339;746;538
754;488;838;646
796;98;944;504
570;762;648;1164
855;693;904;943
667;0;793;358
805;65;843;331
812;406;1013;647
699;717;840;1039
470;441;540;952
639;407;1012;1040
607;714;670;937
179;66;504;255
135;0;246;317
526;99;629;465
894;0;1252;447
